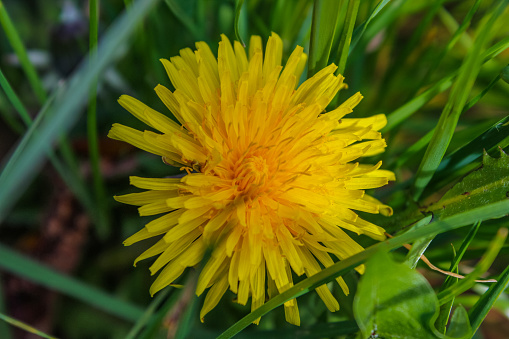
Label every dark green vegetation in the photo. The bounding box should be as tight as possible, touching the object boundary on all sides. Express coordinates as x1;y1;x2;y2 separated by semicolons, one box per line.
0;0;508;338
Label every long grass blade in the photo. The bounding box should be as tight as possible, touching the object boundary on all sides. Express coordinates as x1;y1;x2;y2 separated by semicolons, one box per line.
0;312;57;339
0;0;161;222
87;0;109;239
437;228;507;306
468;264;509;333
0;243;144;322
0;1;47;103
383;35;509;133
412;1;508;201
334;0;359;75
307;0;341;77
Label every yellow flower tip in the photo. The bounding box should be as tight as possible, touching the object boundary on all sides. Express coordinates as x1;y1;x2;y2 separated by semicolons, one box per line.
112;33;394;325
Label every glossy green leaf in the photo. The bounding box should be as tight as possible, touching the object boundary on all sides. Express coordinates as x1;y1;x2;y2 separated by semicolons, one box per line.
354;251;439;338
354;251;472;339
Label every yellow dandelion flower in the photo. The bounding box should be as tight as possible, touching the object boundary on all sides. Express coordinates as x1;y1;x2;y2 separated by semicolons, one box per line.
109;32;395;326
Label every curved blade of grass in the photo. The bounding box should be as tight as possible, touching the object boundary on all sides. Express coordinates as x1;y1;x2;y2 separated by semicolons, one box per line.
437;228;507;306
412;1;508;201
468;264;509;333
335;0;360;75
0;312;57;339
307;0;341;77
218;200;509;339
383;36;509;133
87;0;109;239
234;0;246;46
0;0;161;223
0;0;46;103
0;243;144;322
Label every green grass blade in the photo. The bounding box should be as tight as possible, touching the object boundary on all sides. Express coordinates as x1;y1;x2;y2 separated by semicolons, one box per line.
437;228;507;306
87;0;109;239
0;0;161;223
125;288;173;339
0;67;31;127
393;71;503;170
435;221;481;333
412;1;508;201
307;0;342;77
384;35;509;133
349;0;391;55
139;288;182;339
0;312;57;339
404;215;433;269
0;243;144;322
234;0;246;46
468;264;509;333
335;0;360;75
0;274;12;339
217;200;509;339
164;0;203;39
0;0;47;103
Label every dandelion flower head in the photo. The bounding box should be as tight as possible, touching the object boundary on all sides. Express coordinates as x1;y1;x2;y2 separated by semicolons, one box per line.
109;32;395;325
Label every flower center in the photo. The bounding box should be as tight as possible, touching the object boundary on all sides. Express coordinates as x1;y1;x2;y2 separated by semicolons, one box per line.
234;155;270;193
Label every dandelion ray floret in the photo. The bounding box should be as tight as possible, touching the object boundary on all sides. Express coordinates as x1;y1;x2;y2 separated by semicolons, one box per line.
109;32;395;325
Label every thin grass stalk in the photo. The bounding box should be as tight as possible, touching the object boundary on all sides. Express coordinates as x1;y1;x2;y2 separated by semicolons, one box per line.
335;0;359;76
87;0;109;239
0;0;46;103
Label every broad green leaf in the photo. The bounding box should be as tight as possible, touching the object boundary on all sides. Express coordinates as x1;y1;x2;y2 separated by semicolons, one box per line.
354;251;472;339
354;251;439;338
427;150;509;220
